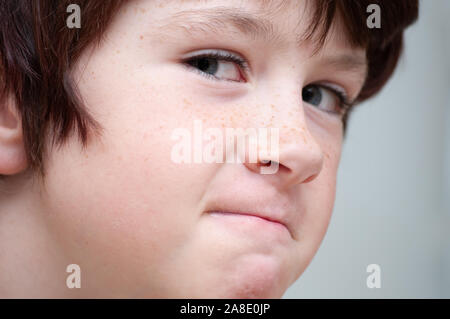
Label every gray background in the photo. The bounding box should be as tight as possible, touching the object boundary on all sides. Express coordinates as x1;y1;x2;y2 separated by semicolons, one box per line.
284;0;450;298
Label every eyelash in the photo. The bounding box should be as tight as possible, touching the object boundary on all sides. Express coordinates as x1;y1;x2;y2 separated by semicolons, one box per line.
318;83;354;116
183;51;353;115
183;50;249;82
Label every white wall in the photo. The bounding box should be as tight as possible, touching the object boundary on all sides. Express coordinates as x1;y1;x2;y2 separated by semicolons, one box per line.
285;0;450;298
441;0;450;299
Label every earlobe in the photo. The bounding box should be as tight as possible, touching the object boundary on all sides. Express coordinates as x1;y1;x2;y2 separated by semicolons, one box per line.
0;95;27;175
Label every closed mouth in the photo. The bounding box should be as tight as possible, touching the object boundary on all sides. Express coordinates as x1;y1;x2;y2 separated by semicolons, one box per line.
206;210;292;239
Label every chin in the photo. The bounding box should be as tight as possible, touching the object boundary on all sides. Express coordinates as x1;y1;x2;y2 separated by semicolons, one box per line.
212;254;289;299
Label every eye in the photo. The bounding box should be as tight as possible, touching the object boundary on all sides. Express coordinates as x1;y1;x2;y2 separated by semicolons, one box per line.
302;84;350;116
183;49;248;82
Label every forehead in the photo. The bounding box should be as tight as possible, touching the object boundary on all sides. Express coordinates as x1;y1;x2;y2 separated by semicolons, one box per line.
146;0;364;56
151;0;312;34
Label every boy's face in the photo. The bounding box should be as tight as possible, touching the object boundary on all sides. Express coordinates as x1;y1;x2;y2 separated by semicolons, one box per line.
38;0;366;297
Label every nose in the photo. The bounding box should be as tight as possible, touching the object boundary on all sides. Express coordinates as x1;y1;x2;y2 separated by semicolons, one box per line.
244;127;324;187
243;109;324;189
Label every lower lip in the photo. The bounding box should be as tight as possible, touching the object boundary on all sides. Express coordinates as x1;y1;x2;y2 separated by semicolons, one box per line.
207;211;291;242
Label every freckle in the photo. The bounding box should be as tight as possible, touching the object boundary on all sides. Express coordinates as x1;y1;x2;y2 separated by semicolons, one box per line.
116;50;120;54
140;8;146;13
140;35;144;40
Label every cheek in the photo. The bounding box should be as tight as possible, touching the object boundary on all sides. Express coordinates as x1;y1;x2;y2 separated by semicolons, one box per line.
308;139;341;228
40;139;193;273
64;40;219;223
40;125;224;296
39;77;222;293
289;138;341;280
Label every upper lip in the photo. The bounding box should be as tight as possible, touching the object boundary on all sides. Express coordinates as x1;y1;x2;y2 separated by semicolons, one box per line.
205;205;294;239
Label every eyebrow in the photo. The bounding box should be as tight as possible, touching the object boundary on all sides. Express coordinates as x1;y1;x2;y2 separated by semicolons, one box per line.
158;7;282;44
158;7;367;75
320;54;368;77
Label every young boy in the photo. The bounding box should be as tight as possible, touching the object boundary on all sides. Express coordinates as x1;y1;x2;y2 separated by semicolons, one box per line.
0;0;418;298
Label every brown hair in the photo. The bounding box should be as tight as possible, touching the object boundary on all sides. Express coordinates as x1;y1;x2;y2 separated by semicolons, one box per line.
0;0;418;175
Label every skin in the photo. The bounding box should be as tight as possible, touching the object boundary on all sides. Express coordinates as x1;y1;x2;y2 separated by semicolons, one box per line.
0;0;367;298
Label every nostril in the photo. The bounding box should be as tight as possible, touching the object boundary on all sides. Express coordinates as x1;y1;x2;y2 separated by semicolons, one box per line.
259;159;272;166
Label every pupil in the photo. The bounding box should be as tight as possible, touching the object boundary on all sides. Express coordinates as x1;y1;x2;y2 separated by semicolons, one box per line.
303;86;322;106
196;57;218;74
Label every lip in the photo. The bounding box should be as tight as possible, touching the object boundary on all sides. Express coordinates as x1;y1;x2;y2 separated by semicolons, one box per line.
205;209;293;240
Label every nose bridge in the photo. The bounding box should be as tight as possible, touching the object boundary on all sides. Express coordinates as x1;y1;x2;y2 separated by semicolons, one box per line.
244;84;324;187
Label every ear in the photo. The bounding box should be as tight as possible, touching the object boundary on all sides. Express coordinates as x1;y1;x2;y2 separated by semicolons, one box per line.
0;94;27;175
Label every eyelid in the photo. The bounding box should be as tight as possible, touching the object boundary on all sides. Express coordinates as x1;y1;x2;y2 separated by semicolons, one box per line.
317;82;353;105
304;82;353;118
181;49;247;63
181;49;250;74
182;63;241;83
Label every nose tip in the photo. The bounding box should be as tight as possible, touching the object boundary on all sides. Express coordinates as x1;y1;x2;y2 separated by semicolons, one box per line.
278;143;324;186
243;128;324;188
